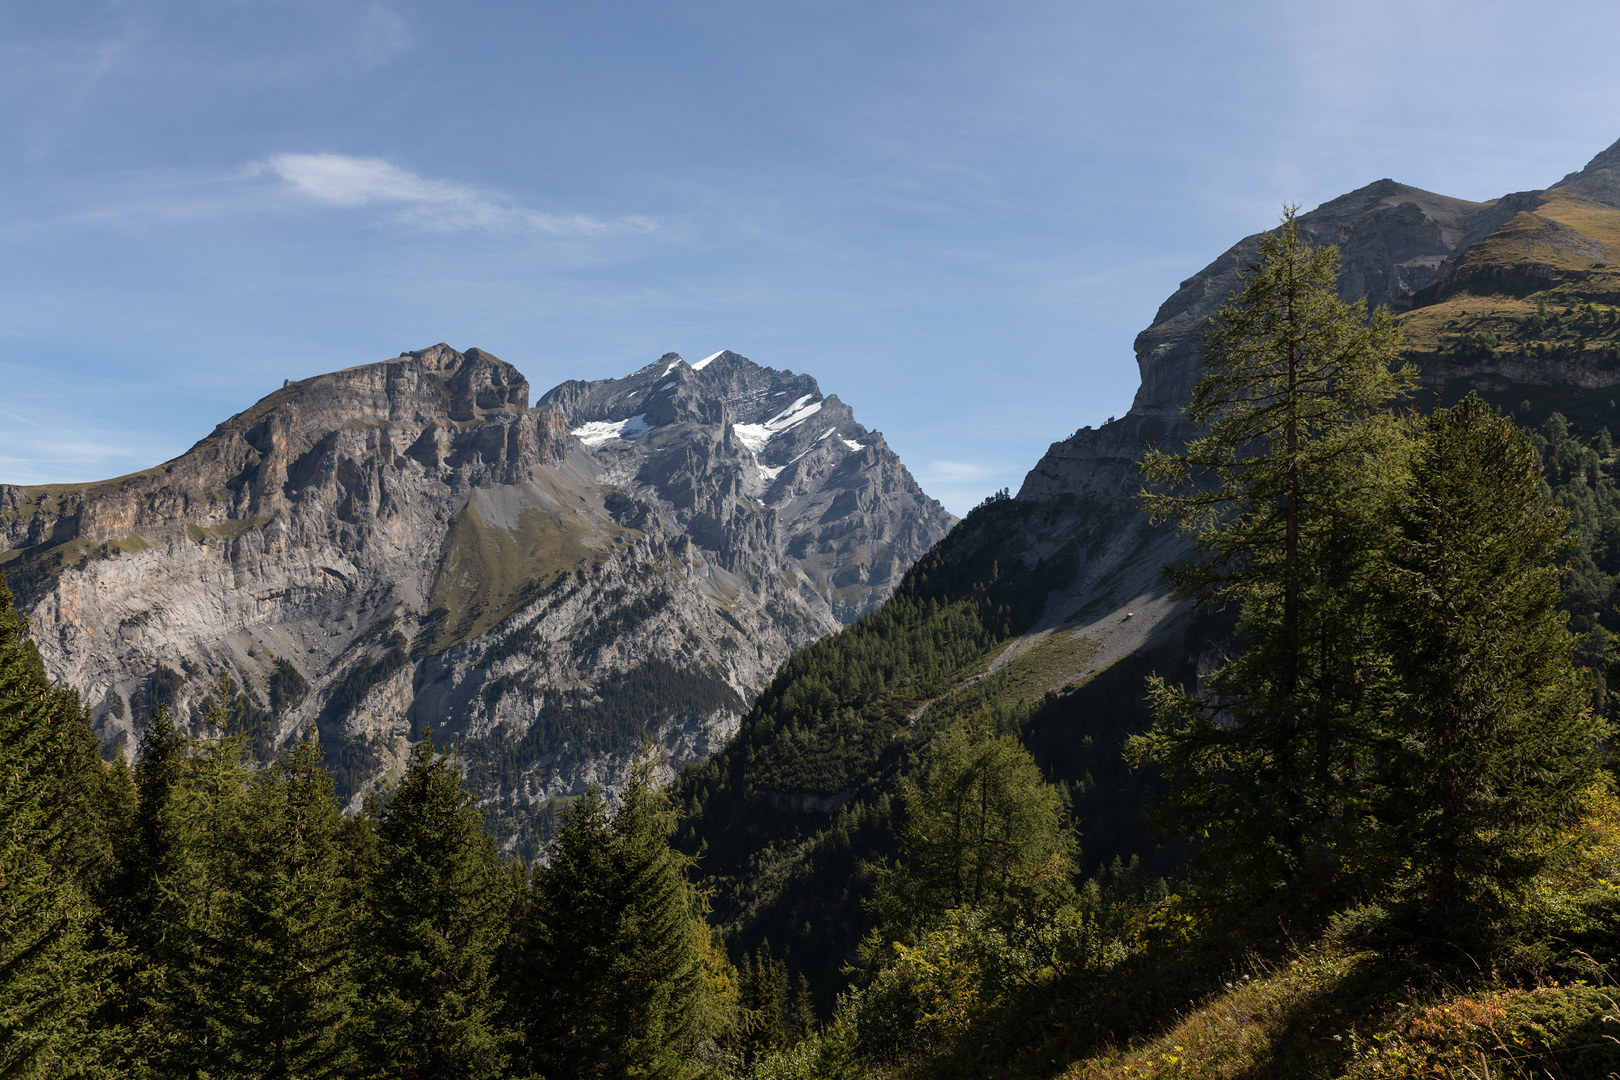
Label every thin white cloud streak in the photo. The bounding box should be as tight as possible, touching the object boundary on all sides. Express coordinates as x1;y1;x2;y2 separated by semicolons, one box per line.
261;153;657;236
922;460;995;483
0;408;46;429
0;438;167;484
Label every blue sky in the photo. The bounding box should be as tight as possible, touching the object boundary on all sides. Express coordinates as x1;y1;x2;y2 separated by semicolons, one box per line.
5;1;1620;514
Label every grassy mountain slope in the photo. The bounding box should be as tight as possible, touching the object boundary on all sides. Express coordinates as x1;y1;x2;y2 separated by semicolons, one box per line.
851;783;1620;1080
1401;190;1620;432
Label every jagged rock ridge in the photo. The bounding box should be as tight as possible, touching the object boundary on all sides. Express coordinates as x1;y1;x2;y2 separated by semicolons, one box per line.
0;345;954;853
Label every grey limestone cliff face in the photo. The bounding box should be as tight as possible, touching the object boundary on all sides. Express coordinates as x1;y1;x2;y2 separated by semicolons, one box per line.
0;344;953;853
539;350;942;623
999;136;1620;655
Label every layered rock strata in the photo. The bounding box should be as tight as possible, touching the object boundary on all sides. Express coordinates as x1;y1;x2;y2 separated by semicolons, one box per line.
997;136;1620;666
0;345;953;852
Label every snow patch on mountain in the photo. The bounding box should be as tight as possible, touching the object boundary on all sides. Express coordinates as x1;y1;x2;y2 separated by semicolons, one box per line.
732;394;823;453
692;350;725;370
571;414;653;446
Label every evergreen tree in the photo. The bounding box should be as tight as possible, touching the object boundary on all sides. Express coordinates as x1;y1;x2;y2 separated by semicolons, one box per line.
363;731;510;1080
0;572;115;1078
521;767;720;1079
1376;396;1605;923
131;725;256;1077
115;706;186;922
99;700;183;1077
1131;208;1414;901
206;735;361;1078
877;713;1073;940
732;944;817;1066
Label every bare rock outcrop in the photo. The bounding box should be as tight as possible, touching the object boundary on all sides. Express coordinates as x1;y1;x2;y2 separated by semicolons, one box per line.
0;345;954;855
987;134;1620;667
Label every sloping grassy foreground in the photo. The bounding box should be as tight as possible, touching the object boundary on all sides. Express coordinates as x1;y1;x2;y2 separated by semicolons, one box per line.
1066;787;1620;1080
1067;952;1620;1080
748;785;1620;1079
834;930;1620;1080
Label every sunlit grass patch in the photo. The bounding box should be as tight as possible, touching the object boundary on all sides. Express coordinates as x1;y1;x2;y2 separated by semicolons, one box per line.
1065;947;1377;1080
1339;984;1620;1079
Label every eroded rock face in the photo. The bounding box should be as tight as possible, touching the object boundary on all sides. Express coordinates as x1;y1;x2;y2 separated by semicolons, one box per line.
996;136;1620;651
1553;136;1620;209
540;350;944;623
0;345;953;854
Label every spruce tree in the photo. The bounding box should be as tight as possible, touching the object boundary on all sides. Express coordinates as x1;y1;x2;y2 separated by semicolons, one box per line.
735;945;790;1066
521;768;716;1080
1131;208;1414;901
1377;396;1604;923
206;735;361;1078
115;705;185;926
133;725;256;1077
363;731;510;1080
100;701;184;1076
732;945;818;1066
0;572;114;1078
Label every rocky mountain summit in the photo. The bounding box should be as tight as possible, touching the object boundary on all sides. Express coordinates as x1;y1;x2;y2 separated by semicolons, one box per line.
992;134;1620;679
0;345;953;852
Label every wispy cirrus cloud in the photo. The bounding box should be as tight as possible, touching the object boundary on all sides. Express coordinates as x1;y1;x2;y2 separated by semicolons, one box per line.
258;152;655;235
911;458;1016;516
0;420;177;486
923;459;996;484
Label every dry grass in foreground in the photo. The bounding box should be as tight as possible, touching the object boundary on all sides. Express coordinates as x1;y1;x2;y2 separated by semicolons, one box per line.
1059;947;1620;1079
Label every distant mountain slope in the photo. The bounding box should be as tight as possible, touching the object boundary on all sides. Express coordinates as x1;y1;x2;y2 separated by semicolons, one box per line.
0;344;954;854
674;493;1192;1008
1015;134;1620;664
678;134;1620;1003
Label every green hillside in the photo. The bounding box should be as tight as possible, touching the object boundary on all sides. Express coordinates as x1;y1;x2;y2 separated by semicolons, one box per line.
673;494;1204;1012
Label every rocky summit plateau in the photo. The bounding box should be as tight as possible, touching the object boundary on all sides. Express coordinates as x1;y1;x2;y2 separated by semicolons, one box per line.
0;345;953;852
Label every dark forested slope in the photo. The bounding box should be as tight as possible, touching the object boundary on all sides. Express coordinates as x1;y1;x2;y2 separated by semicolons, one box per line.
673;492;1206;1007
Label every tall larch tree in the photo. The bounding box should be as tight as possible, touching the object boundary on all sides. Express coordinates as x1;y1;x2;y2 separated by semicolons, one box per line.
1131;207;1415;902
873;712;1074;945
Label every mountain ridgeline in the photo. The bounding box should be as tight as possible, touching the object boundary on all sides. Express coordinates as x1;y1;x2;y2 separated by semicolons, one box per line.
0;347;954;855
674;135;1620;1012
16;135;1620;1080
